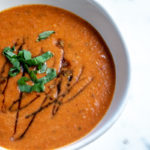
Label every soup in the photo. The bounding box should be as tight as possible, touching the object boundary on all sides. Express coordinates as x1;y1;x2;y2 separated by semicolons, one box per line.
0;5;115;150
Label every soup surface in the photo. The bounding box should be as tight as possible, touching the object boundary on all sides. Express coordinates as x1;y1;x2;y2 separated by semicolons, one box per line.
0;5;115;150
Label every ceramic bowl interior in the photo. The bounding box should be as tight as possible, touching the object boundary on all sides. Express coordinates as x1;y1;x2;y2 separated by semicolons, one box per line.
0;0;130;149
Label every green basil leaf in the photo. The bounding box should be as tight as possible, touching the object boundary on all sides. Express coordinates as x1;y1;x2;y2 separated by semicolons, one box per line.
18;84;31;93
18;83;45;93
3;47;20;77
18;50;32;60
37;31;55;42
26;51;53;66
3;47;15;53
4;51;16;58
23;64;29;73
18;77;31;93
37;68;56;84
18;77;31;92
29;70;38;82
10;58;20;68
3;47;17;59
3;45;57;93
23;50;31;60
37;63;47;74
8;58;20;77
30;82;45;92
18;77;30;85
18;77;45;93
9;67;20;77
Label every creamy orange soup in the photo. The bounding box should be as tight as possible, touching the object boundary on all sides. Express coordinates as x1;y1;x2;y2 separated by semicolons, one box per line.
0;5;115;150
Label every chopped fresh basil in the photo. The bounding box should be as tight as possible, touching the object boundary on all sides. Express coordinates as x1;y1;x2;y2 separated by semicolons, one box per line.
38;68;56;84
18;82;45;93
8;62;20;77
3;35;57;93
3;47;15;53
17;77;31;92
30;82;45;93
29;71;38;82
23;64;30;73
37;63;47;74
18;77;30;85
18;84;32;93
4;51;16;58
18;77;45;93
9;67;20;77
3;47;17;59
26;51;53;66
3;47;20;77
18;50;31;60
37;31;55;42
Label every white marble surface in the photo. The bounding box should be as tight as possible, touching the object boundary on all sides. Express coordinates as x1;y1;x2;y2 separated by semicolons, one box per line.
83;0;150;150
0;1;149;150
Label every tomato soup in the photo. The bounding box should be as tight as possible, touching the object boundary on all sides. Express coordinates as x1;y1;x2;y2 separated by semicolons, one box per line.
0;5;115;150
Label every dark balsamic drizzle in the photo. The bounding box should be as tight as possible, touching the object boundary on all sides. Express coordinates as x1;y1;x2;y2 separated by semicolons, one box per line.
1;39;93;140
52;101;61;117
0;62;7;88
9;95;40;112
19;95;40;111
0;62;7;78
68;74;73;82
1;76;10;112
0;58;14;112
25;66;84;119
58;67;84;99
25;99;55;119
9;99;20;112
63;77;93;104
20;64;86;138
57;79;62;95
16;38;26;52
12;61;26;138
0;56;10;112
62;58;70;68
13;96;50;140
1;77;9;94
0;77;7;84
56;38;64;49
13;92;23;136
15;114;36;140
9;40;27;138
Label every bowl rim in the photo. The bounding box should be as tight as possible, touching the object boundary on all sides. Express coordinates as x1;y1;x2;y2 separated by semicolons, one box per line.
62;0;130;149
0;0;130;150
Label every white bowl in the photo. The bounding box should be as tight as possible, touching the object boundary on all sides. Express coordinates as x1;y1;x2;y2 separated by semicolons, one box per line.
0;0;130;149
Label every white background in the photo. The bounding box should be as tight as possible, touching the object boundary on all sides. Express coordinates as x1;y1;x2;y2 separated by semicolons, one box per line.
0;1;149;150
83;0;150;150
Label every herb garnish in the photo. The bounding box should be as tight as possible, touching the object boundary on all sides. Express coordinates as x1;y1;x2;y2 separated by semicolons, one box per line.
3;47;56;93
1;36;93;141
3;47;20;77
36;31;55;42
